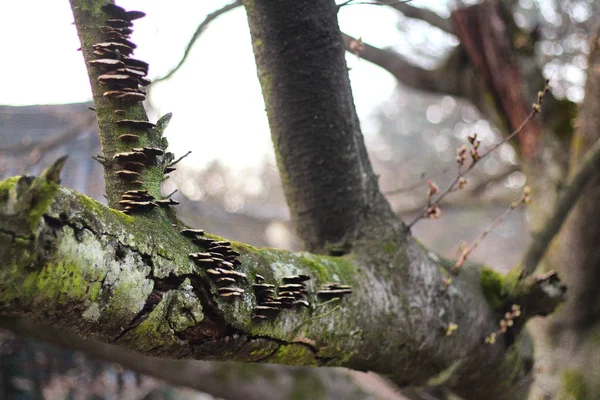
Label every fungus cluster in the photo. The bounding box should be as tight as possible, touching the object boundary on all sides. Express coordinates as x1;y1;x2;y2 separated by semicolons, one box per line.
93;5;149;102
251;275;311;320
184;229;247;297
317;282;352;299
90;4;178;213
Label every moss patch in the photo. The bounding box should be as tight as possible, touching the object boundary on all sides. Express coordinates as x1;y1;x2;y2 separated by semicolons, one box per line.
561;370;588;400
480;267;520;310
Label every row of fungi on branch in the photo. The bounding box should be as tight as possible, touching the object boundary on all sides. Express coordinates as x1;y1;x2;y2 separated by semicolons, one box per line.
184;229;247;298
91;5;178;214
92;6;355;318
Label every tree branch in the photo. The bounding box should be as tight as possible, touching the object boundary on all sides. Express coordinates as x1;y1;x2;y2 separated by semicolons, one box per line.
3;319;395;400
379;1;454;34
153;1;242;84
520;135;600;277
0;173;559;398
245;0;398;254
342;33;464;98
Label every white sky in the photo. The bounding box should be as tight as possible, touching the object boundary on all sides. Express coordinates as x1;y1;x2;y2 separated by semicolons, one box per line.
0;0;449;170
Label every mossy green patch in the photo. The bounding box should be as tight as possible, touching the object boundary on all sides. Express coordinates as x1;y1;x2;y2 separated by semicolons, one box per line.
561;370;588;400
480;267;520;310
0;176;19;195
267;344;317;366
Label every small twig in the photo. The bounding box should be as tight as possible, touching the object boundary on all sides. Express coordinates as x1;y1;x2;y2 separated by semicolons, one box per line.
165;189;178;199
338;0;412;7
406;81;549;229
314;297;341;309
520;135;600;278
453;187;530;273
168;151;192;167
153;1;242;84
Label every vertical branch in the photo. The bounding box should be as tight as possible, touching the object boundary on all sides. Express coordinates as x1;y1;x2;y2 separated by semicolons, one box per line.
243;0;397;254
70;0;170;210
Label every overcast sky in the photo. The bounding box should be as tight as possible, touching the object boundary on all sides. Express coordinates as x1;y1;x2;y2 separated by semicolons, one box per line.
0;1;454;170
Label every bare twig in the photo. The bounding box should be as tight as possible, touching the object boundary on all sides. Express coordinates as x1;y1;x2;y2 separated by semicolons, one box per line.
453;187;530;273
377;0;454;34
406;82;549;229
153;1;242;84
168;151;192;167
520;136;600;278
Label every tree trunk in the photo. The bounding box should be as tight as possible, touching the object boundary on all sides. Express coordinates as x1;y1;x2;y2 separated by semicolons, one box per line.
0;0;570;399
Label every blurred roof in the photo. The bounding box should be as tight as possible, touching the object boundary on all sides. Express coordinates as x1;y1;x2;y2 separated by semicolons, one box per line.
0;103;105;200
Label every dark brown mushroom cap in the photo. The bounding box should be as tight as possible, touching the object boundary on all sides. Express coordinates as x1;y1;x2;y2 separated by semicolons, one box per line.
102;4;127;18
219;292;242;298
119;200;156;207
89;59;126;68
115;92;147;102
100;26;117;34
113;67;145;77
279;284;305;290
181;228;205;237
98;73;135;82
218;287;245;294
252;283;276;290
138;77;151;86
155;199;179;206
136;147;164;156
116;170;142;179
117;134;141;142
255;274;265;282
189;251;212;258
116;119;156;129
114;151;148;162
283;274;311;283
294;300;310;307
123;57;149;71
125;10;146;20
216;277;236;284
106;19;133;28
93;42;134;55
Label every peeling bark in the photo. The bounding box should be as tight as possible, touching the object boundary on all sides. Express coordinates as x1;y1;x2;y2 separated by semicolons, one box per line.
0;175;563;398
0;0;574;398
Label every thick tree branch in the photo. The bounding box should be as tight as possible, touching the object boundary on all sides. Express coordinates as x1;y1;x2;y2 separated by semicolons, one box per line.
70;0;166;209
3;319;394;400
153;1;243;84
520;137;600;277
244;0;399;254
378;1;454;34
0;173;559;399
342;33;465;98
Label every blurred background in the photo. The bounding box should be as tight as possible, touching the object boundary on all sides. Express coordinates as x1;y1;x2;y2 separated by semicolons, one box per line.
0;0;594;398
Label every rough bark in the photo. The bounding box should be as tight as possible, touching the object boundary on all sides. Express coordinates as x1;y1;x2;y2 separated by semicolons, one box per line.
3;322;395;400
244;0;396;255
0;0;571;399
0;160;564;399
529;32;600;399
70;0;167;209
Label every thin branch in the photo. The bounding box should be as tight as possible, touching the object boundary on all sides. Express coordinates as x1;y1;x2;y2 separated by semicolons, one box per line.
378;1;454;34
153;1;242;84
342;33;464;98
168;151;192;167
453;188;530;272
406;83;549;229
520;136;600;278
